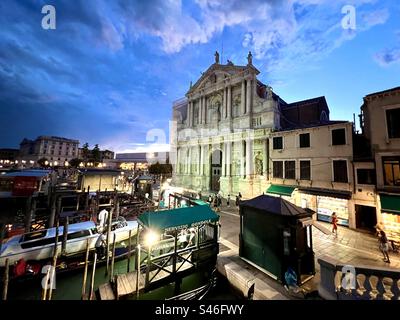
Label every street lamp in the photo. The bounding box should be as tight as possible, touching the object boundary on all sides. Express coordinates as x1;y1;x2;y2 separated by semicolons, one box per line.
54;161;58;166
45;161;49;166
65;161;69;167
143;230;159;248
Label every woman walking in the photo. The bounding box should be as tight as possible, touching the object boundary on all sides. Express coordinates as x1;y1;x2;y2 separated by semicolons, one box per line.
377;226;391;263
331;212;338;237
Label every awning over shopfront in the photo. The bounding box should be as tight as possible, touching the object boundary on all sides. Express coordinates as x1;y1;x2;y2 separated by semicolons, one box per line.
266;185;296;197
298;187;352;200
380;194;400;215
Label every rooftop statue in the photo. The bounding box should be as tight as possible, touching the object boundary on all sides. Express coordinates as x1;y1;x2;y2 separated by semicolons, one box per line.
247;51;253;65
214;51;220;64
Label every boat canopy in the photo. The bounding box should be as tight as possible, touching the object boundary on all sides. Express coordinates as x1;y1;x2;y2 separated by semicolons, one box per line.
44;221;97;238
138;206;219;232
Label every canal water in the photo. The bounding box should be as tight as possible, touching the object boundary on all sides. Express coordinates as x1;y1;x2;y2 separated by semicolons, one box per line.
6;254;242;300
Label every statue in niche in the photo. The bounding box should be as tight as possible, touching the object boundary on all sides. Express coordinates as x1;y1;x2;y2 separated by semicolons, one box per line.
255;151;263;175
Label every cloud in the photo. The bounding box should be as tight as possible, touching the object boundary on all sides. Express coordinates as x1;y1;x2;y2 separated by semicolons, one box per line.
374;48;400;66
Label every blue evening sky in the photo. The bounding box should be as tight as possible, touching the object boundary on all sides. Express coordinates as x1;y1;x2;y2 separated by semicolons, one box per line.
0;0;399;152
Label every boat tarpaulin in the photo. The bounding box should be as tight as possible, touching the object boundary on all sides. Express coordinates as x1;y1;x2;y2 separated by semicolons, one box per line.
138;205;219;232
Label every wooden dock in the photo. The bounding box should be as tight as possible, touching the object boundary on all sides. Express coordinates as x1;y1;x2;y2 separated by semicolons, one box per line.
98;259;193;300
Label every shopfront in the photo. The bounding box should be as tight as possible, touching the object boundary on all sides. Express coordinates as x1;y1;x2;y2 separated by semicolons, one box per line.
298;188;351;227
379;194;400;245
266;185;296;203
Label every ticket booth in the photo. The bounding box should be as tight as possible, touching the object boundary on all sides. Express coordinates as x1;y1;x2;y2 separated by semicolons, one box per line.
239;195;315;285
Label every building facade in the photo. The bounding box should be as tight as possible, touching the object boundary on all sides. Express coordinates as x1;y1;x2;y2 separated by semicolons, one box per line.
359;86;400;241
268;122;355;228
171;52;335;199
19;136;79;164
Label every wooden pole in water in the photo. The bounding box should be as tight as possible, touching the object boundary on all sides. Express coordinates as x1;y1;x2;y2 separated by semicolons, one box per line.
2;258;9;301
76;195;81;211
49;194;57;228
24;196;32;233
105;208;113;275
48;221;60;300
136;244;141;300
56;196;62;218
41;266;51;300
89;252;98;300
127;229;132;273
110;233;116;282
85;186;90;211
0;223;5;254
62;216;69;255
81;239;90;300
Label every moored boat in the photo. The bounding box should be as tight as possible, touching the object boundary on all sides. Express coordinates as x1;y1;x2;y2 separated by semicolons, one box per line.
0;217;137;267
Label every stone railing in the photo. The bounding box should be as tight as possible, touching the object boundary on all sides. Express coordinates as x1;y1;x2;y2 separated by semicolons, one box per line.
318;256;400;300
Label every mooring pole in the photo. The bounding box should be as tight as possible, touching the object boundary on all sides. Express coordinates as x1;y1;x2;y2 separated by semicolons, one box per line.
127;229;132;273
41;266;51;300
136;244;141;300
81;239;90;300
2;258;9;301
89;252;98;300
85;186;90;211
0;223;5;254
24;196;32;233
49;194;57;228
110;233;116;282
105;208;113;275
62;216;69;255
48;221;60;300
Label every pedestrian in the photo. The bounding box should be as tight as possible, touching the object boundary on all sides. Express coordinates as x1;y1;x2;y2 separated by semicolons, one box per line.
331;212;338;237
238;192;242;200
208;194;212;204
376;225;390;263
227;194;231;207
235;195;240;207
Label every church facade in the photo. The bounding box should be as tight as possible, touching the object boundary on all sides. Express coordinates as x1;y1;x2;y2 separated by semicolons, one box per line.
170;52;332;199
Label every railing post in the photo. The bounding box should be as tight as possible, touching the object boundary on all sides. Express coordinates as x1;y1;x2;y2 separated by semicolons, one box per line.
318;257;338;300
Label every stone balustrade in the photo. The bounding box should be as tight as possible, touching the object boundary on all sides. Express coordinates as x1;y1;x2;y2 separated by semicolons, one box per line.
318;256;400;300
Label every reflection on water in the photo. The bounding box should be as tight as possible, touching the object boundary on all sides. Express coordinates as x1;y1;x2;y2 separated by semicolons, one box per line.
6;255;242;300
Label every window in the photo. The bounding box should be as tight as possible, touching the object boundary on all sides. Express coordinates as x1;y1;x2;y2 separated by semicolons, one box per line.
299;133;310;148
300;160;311;180
332;128;346;145
273;161;283;178
386;108;400;139
273;137;283;150
383;157;400;186
357;169;376;185
333;160;348;183
67;230;91;240
285;161;296;179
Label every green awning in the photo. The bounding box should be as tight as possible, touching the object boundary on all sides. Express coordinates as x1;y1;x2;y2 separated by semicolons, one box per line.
266;185;295;197
138;205;219;232
380;194;400;214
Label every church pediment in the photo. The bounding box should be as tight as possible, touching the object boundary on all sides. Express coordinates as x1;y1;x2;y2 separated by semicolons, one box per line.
187;62;259;96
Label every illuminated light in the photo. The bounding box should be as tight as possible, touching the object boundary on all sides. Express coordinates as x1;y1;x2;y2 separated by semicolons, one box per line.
54;161;58;166
45;161;49;166
79;162;84;167
30;160;34;164
22;160;26;164
143;230;159;248
65;161;69;167
15;160;18;164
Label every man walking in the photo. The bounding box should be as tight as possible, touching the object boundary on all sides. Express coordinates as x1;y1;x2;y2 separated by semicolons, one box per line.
377;226;391;263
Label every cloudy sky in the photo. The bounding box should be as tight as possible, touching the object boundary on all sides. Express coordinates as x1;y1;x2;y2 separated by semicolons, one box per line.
0;0;399;152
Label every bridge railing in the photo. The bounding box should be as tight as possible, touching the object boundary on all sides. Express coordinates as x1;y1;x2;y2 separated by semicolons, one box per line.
318;256;400;300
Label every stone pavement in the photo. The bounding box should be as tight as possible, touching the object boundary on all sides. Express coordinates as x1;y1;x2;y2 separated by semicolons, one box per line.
214;201;400;297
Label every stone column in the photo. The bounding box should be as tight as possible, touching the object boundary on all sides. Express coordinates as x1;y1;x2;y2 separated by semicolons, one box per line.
240;141;245;178
188;101;192;127
199;97;203;124
203;96;207;124
176;147;180;174
246;79;252;115
188;147;192;174
263;139;268;177
197;145;201;175
241;80;246;115
226;141;231;177
200;145;204;175
227;86;232;119
246;138;253;178
222;143;226;177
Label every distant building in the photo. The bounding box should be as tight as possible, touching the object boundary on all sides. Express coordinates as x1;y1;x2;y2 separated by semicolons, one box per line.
0;148;19;161
106;151;169;171
19;136;79;165
78;148;115;162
